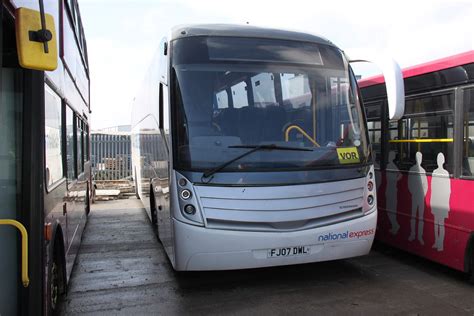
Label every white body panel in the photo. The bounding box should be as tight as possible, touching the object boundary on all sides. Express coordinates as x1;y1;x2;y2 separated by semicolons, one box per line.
173;209;376;270
167;174;376;270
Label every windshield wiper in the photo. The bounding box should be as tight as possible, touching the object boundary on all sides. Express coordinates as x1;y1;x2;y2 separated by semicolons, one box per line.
202;144;312;179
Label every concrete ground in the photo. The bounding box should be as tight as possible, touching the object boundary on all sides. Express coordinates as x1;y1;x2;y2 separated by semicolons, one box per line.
59;198;474;315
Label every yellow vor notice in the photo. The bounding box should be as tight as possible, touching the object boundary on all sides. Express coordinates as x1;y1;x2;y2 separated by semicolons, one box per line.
336;147;360;164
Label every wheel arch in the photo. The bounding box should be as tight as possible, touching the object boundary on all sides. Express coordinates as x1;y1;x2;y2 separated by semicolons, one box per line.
464;232;474;274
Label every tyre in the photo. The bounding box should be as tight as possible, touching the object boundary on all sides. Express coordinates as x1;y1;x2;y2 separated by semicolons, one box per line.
150;187;158;225
469;250;474;285
48;242;66;315
86;185;91;215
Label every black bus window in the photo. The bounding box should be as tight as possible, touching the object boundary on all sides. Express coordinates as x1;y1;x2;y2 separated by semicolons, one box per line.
462;87;474;177
66;0;76;23
388;93;454;173
74;2;81;37
84;124;90;161
76;117;84;174
405;93;453;115
66;106;76;180
45;85;64;187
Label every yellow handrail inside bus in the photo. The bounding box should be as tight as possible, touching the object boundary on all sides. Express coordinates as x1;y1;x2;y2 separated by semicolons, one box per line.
0;219;29;287
388;138;453;143
284;125;320;147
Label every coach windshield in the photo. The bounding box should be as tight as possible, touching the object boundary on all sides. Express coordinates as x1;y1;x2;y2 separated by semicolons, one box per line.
171;36;369;173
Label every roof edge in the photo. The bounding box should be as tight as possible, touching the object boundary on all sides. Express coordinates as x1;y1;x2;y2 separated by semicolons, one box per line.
358;50;474;88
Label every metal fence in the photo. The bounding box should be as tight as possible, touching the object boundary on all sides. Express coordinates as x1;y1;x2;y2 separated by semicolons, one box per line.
91;132;132;180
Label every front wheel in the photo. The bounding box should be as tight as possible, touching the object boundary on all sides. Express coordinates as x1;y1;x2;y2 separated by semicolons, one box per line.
150;187;158;225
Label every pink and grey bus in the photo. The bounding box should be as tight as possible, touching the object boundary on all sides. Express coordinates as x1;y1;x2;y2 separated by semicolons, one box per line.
359;51;474;282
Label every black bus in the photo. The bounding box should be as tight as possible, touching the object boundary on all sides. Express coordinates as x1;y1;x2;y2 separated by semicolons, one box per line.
0;0;92;314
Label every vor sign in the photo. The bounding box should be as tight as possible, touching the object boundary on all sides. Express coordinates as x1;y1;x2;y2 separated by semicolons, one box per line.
336;147;360;164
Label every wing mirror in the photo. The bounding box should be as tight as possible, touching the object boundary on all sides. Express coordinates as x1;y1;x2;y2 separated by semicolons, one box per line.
347;52;405;120
15;2;58;71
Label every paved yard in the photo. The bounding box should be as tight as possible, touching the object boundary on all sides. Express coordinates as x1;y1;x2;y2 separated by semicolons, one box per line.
59;198;474;315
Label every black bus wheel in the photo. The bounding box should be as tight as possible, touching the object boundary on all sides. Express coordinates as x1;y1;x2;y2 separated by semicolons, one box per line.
48;241;66;314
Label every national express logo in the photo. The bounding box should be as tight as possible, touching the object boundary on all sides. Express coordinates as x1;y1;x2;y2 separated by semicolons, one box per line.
318;228;375;242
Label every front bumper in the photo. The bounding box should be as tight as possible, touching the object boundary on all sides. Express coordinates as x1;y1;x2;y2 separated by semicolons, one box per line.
172;209;377;271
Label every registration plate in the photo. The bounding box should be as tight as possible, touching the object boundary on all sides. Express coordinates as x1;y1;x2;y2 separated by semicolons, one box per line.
267;246;310;258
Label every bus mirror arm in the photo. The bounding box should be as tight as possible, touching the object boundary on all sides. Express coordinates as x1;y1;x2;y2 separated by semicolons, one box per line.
347;54;405;121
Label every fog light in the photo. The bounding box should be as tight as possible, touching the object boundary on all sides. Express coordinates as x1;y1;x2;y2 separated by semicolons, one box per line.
184;204;196;215
180;189;191;200
367;195;374;206
178;178;187;187
367;181;374;191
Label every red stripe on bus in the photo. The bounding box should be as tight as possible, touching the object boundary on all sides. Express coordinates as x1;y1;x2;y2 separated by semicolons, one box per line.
358;50;474;88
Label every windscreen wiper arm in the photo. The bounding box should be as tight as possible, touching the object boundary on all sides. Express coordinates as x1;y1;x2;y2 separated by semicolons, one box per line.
202;144;312;179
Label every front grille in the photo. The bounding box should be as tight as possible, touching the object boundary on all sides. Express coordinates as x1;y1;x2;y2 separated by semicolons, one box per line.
194;179;366;232
205;207;364;232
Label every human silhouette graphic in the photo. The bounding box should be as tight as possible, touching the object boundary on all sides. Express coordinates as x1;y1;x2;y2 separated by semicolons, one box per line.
386;151;401;235
430;153;451;251
407;152;428;245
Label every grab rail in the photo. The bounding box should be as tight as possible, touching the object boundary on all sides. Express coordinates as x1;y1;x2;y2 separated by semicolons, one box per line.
0;219;29;287
389;138;454;153
284;125;320;147
388;138;453;143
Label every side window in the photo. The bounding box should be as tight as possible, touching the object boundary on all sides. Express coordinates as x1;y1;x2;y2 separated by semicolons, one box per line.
67;0;76;23
231;81;248;108
251;73;276;107
158;37;168;83
215;90;229;109
388;93;454;173
365;102;383;168
66;106;76;180
45;85;64;187
76;118;84;174
330;77;349;106
84;123;90;161
281;73;311;109
463;87;474;177
74;3;81;38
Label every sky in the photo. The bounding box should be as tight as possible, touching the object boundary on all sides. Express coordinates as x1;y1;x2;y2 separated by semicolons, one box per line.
79;0;474;130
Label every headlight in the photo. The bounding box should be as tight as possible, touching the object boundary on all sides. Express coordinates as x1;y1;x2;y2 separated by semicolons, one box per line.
367;195;374;206
180;189;191;200
367;181;374;192
184;204;196;215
